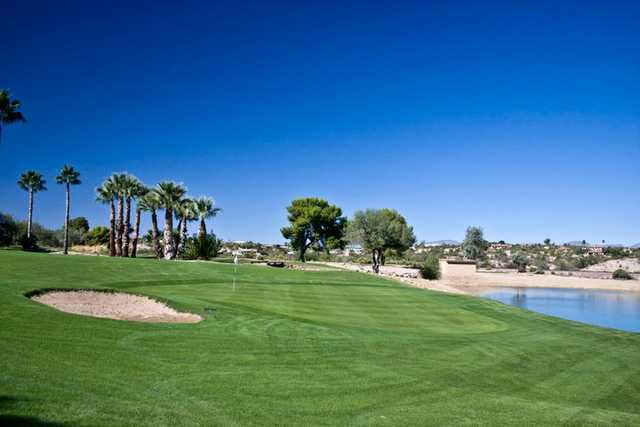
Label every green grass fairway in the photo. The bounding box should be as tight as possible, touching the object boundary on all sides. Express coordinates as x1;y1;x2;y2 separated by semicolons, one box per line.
1;251;639;426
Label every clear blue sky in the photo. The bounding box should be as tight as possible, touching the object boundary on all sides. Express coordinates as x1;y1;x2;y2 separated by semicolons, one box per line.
2;0;639;244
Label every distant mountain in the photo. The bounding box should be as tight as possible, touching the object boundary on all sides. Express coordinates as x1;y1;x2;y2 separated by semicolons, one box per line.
565;241;630;248
632;243;640;249
423;240;460;247
564;241;589;247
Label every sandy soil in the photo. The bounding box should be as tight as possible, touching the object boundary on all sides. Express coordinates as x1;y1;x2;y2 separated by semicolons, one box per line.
326;262;640;295
32;291;202;323
583;258;640;273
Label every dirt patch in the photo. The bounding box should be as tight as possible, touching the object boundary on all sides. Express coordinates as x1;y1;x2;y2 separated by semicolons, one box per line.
31;290;202;323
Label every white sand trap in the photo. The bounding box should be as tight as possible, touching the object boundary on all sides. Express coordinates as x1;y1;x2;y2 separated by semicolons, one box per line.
32;290;202;323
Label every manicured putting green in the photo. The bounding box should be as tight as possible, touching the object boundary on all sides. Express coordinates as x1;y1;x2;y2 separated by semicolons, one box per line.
0;251;639;425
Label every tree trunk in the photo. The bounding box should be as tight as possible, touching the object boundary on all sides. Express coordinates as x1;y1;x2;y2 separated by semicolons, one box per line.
63;183;70;255
177;217;188;257
198;218;207;242
123;196;132;257
116;195;123;256
372;248;381;274
27;189;33;238
131;208;142;258
163;208;175;260
175;217;183;254
109;200;116;256
151;210;161;258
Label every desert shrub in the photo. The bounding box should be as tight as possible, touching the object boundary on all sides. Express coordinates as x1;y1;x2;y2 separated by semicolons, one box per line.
0;213;20;246
533;255;549;272
183;233;222;260
85;226;110;246
512;252;530;273
419;255;441;280
18;233;39;252
612;269;633;280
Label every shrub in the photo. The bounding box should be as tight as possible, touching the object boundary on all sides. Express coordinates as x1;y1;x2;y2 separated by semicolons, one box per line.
612;269;633;280
511;252;530;273
419;255;441;280
183;233;222;260
18;233;39;252
0;213;20;246
85;226;110;246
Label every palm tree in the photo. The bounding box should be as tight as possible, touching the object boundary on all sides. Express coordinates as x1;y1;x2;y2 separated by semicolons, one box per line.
0;90;26;144
175;198;196;257
155;181;187;260
56;165;81;255
138;191;163;258
121;174;141;257
96;179;118;256
193;197;222;243
110;173;128;256
130;182;149;258
17;171;47;238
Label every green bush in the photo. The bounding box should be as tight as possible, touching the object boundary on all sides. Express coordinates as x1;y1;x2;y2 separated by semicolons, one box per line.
85;226;110;246
612;269;633;280
511;252;530;273
18;233;39;252
183;233;222;260
419;255;441;280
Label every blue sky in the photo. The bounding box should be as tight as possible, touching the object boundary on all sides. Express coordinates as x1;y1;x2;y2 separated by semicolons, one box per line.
2;0;639;244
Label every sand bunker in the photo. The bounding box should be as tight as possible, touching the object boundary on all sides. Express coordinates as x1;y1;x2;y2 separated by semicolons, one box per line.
31;290;202;323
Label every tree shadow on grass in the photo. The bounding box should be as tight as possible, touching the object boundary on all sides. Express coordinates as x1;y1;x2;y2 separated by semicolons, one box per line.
0;396;70;426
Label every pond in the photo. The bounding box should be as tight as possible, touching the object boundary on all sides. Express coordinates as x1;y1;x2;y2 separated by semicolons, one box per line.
480;287;640;333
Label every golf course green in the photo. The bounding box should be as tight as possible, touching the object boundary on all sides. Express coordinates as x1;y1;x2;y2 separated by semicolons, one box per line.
1;250;639;426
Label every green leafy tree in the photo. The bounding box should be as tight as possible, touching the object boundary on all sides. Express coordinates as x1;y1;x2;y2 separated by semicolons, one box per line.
0;213;20;246
17;171;47;238
85;226;110;246
96;178;118;256
56;165;81;254
347;208;415;273
462;226;488;260
155;181;187;260
0;89;26;144
281;198;347;262
544;238;551;245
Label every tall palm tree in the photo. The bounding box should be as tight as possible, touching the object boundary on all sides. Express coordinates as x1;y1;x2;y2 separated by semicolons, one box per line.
96;178;118;256
138;190;163;258
17;171;47;238
0;90;26;144
193;197;222;242
121;174;141;257
175;198;196;257
110;173;128;256
56;165;81;255
155;181;187;260
130;182;149;258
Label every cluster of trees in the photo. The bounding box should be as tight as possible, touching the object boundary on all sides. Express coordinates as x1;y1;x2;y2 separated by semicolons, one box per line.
281;198;417;273
16;166;82;254
96;174;221;260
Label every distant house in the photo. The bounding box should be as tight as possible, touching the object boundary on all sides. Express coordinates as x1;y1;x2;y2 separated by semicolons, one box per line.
489;243;512;251
584;246;604;256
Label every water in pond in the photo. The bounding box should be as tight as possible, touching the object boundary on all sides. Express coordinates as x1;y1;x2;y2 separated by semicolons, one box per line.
480;287;640;333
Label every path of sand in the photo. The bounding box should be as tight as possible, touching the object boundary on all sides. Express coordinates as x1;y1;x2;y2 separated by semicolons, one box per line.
32;290;202;323
326;262;640;295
